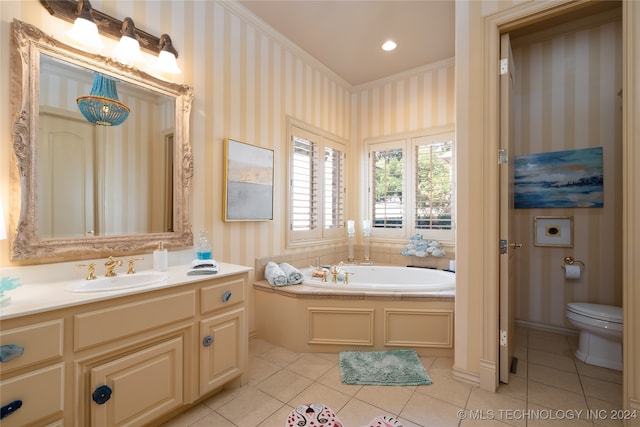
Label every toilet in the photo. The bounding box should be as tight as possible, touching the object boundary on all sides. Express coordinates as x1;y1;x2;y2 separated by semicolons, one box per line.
566;302;623;371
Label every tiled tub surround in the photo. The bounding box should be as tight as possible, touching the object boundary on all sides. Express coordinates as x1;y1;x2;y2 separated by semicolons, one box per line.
253;280;455;357
254;244;455;282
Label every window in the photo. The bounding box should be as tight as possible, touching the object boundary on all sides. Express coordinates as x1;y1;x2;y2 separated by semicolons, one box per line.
367;130;454;241
288;119;346;246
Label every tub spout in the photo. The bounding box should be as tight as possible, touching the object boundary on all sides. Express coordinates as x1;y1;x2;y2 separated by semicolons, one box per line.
330;262;344;283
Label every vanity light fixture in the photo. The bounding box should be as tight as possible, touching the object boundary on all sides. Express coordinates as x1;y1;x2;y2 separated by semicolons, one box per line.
65;0;103;50
40;1;178;57
41;1;182;75
381;40;397;52
77;72;130;126
114;17;142;65
155;34;181;74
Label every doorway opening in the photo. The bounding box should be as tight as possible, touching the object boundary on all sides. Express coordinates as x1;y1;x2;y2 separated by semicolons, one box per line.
498;1;623;395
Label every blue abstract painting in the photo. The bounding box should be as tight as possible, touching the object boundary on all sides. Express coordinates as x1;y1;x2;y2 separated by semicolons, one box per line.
514;147;603;209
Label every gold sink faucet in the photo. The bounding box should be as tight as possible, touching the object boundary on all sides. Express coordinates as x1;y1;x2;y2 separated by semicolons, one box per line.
126;258;144;274
104;256;123;277
76;263;97;280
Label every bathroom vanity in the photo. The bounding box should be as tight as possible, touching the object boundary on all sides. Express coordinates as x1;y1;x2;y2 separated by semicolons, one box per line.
0;263;251;426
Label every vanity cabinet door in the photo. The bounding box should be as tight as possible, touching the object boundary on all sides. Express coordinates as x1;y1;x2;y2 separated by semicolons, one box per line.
199;307;245;395
88;336;184;427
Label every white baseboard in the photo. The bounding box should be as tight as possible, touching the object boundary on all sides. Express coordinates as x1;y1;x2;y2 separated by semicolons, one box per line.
515;319;578;336
452;366;480;387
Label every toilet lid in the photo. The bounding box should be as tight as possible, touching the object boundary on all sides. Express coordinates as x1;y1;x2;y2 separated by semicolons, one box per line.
567;302;623;323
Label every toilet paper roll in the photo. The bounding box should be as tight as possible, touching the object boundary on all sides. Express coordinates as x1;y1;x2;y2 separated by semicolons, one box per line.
565;264;581;280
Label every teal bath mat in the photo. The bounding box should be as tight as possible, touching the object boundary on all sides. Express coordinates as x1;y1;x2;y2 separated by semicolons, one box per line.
339;349;432;386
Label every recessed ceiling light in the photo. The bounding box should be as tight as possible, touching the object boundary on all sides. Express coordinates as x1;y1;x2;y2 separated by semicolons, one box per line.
381;40;397;51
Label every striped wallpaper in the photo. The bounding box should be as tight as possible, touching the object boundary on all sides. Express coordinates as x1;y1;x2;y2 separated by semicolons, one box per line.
354;59;455;141
511;15;623;328
195;1;353;268
352;59;456;245
2;1;454;270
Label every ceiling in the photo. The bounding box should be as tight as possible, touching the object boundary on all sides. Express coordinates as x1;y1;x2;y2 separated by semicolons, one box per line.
237;1;455;86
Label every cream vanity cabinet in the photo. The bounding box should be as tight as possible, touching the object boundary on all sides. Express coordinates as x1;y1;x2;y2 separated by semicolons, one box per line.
199;277;246;395
0;320;65;426
0;269;249;427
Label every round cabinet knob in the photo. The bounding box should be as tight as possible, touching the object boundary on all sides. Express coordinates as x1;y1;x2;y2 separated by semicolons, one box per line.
222;291;232;302
203;335;214;347
92;385;113;405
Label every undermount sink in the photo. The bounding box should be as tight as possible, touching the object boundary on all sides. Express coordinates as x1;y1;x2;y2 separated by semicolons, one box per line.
65;271;169;293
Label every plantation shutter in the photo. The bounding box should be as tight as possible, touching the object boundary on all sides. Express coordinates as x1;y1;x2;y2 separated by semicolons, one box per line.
323;145;345;230
291;134;319;232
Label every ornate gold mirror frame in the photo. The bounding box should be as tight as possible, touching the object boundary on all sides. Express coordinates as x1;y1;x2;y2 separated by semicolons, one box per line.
10;19;194;261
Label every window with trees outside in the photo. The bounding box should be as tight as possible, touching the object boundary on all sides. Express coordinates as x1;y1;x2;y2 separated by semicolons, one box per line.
367;130;455;242
288;119;347;246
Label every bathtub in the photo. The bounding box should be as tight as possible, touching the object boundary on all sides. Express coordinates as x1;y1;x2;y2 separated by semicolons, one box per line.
254;265;455;357
301;265;455;292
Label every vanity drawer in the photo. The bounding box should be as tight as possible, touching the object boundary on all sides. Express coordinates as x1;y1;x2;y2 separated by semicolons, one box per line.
0;363;64;426
0;320;64;374
74;291;196;351
200;278;245;314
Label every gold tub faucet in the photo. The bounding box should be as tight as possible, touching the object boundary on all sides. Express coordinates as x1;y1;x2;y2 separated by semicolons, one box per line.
330;261;344;283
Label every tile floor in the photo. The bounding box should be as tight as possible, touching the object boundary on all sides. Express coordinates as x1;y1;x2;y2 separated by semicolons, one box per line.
160;326;624;427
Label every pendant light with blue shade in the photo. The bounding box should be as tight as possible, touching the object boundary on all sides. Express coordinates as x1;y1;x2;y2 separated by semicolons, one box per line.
77;72;130;126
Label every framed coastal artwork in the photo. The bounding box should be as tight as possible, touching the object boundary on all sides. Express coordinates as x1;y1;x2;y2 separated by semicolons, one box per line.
534;216;573;247
514;147;604;209
223;138;274;221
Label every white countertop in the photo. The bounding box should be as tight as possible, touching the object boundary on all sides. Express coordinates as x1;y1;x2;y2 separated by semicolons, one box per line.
0;262;252;320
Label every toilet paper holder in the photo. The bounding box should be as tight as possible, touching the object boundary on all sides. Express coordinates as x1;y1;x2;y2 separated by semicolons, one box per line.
561;256;585;272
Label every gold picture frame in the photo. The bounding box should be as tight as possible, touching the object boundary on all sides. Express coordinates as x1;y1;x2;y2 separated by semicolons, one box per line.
223;138;274;221
534;216;573;247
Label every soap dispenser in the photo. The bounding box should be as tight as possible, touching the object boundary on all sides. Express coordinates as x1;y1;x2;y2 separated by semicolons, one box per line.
153;241;168;271
196;230;212;260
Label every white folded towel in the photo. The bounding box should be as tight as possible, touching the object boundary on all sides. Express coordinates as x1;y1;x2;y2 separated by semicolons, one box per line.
265;262;288;286
187;258;218;276
192;259;218;268
279;262;303;285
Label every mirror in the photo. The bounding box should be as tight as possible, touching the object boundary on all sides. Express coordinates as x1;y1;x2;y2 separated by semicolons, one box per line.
10;19;194;261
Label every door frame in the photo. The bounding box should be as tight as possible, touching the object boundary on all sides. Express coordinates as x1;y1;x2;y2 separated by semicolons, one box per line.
481;3;638;413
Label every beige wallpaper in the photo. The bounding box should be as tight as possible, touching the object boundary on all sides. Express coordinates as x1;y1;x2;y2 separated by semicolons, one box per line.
354;59;455;140
511;16;623;328
0;1;353;269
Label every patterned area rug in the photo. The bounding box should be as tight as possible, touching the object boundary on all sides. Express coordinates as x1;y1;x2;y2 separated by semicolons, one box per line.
339;349;432;386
